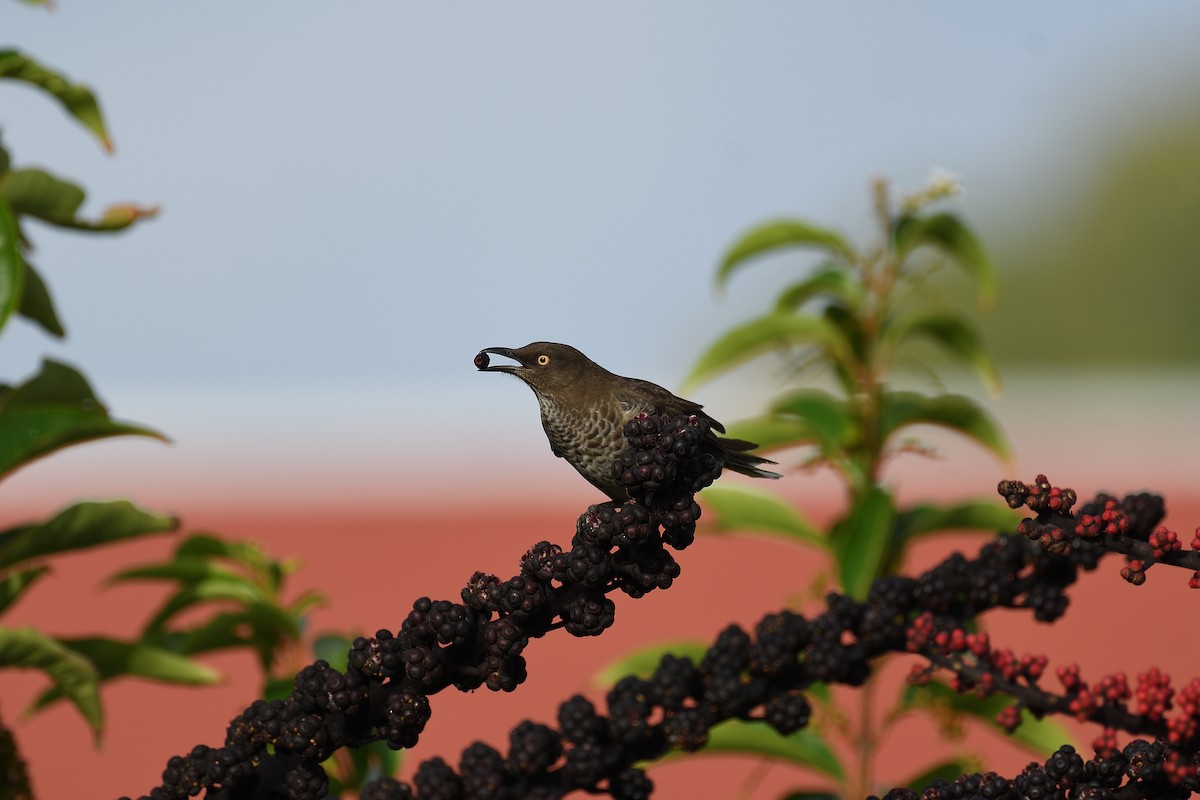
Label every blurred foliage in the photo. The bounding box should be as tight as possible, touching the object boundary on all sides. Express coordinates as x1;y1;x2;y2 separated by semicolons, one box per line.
985;110;1200;365
0;26;343;798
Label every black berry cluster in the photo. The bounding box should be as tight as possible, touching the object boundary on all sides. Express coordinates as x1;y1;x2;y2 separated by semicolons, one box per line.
871;740;1196;799
123;414;731;800
351;496;1198;799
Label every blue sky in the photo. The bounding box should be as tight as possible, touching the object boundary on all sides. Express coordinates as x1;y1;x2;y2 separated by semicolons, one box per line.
3;3;1199;503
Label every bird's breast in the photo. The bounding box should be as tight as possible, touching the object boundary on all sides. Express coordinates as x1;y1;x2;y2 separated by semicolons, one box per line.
537;395;640;478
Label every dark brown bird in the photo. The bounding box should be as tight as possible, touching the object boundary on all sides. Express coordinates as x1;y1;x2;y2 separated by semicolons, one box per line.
475;342;780;501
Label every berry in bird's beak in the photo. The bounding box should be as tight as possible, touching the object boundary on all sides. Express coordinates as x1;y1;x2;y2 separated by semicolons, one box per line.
474;351;490;370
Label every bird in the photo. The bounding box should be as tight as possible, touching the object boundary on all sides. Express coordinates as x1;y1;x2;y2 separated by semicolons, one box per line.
475;342;780;501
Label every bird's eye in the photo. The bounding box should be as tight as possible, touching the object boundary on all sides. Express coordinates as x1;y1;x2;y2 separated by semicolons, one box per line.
537;354;550;366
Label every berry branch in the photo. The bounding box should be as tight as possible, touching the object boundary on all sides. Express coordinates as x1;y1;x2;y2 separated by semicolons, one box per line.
999;475;1200;585
123;458;1200;800
122;415;724;800
353;496;1198;800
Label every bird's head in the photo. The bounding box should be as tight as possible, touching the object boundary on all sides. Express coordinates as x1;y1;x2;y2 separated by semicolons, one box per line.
475;342;600;398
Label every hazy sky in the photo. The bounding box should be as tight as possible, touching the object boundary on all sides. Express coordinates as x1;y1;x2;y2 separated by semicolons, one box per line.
3;3;1200;503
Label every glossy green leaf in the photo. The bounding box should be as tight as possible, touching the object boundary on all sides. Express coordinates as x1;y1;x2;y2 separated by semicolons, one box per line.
0;565;48;614
683;313;841;392
770;389;855;456
0;625;101;738
878;391;1011;464
889;312;1000;393
900;759;972;793
593;640;708;687
0;201;23;334
718;219;856;289
700;484;826;549
773;264;862;313
894;501;1021;550
28;637;220;713
0;49;111;150
0;500;177;571
723;414;816;452
699;720;844;780
0;359;168;480
0;407;167;481
16;259;65;337
893;212;996;307
831;486;895;599
901;681;1072;755
1;168;85;222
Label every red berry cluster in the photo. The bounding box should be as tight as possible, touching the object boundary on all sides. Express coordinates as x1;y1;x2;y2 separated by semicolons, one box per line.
998;474;1077;513
906;610;1200;784
1001;475;1200;586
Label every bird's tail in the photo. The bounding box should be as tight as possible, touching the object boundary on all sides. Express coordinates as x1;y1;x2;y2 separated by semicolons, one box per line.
714;436;782;480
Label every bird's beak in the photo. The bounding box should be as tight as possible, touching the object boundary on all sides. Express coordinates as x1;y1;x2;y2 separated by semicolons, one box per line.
475;347;523;373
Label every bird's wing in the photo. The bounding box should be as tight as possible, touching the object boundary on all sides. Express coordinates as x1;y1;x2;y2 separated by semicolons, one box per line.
614;378;727;433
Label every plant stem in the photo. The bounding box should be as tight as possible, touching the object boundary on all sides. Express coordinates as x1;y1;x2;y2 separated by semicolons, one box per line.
855;673;878;798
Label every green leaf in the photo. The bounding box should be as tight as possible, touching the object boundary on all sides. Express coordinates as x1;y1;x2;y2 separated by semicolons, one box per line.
0;625;101;738
108;557;243;584
176;534;284;589
0;201;24;334
16;259;65;337
1;168;85;222
893;212;996;307
894;501;1021;551
0;358;100;408
0;359;168;480
683;313;842;392
888;312;1000;393
878;391;1011;464
770;389;855;457
718;219;856;289
0;500;177;572
34;202;159;233
700;484;826;549
593;640;709;687
901;759;972;793
140;577;271;634
0;49;111;150
0;565;48;615
699;720;844;781
27;637;220;712
774;265;863;312
723;414;816;452
901;681;1073;755
831;486;895;599
62;637;219;683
